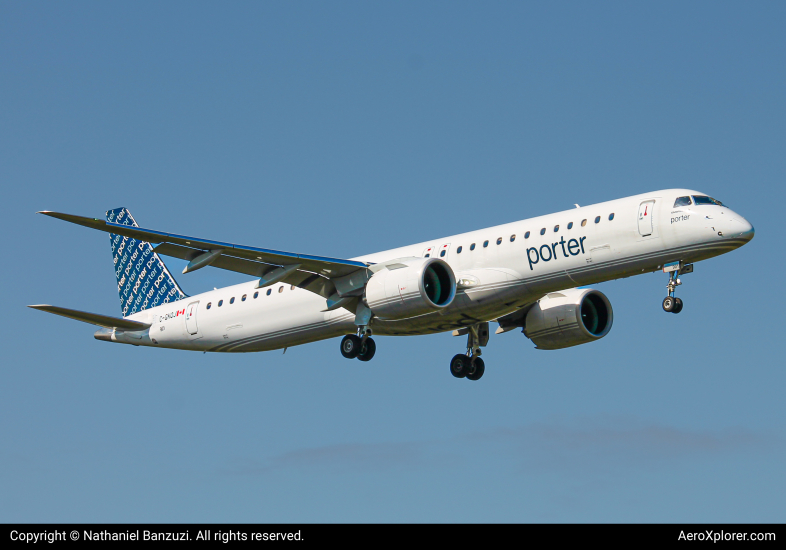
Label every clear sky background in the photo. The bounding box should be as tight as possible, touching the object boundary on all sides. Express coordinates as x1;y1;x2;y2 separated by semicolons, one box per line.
1;1;784;522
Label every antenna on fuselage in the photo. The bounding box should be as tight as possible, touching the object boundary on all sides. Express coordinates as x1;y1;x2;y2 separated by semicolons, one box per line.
574;204;580;208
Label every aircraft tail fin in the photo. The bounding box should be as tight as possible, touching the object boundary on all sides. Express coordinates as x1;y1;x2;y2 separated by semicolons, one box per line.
107;207;187;317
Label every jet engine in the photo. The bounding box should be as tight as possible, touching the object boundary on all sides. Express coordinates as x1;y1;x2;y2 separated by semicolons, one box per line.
364;257;456;320
524;288;613;350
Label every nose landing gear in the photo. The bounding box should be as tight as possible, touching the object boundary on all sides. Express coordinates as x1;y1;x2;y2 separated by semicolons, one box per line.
662;295;683;314
662;262;692;314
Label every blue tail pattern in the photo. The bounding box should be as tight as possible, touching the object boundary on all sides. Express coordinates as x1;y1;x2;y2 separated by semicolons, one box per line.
107;207;187;317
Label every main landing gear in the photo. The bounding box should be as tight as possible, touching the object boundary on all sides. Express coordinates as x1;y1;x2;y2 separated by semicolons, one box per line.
450;322;488;381
662;262;692;314
450;354;485;381
340;329;376;362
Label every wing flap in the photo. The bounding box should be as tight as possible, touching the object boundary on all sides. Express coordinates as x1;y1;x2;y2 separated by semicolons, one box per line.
153;243;281;278
28;305;152;330
280;270;336;299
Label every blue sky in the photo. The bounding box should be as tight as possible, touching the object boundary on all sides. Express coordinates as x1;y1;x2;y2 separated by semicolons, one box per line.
1;1;784;522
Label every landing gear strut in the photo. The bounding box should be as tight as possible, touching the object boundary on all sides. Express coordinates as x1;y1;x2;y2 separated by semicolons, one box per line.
450;322;488;381
662;262;692;314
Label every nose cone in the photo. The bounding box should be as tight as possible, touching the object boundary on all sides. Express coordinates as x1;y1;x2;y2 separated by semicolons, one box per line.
739;219;755;242
732;217;755;243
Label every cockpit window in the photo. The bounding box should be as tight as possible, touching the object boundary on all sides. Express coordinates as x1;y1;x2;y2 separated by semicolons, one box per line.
674;196;692;207
692;195;725;207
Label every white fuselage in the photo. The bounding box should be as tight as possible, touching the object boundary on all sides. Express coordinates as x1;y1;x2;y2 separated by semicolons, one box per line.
110;189;753;352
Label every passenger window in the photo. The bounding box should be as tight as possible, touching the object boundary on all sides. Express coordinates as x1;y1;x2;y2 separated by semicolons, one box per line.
553;225;559;232
609;213;615;221
291;285;295;290
440;250;446;257
253;292;259;299
524;231;530;239
581;219;587;227
206;302;212;310
457;246;463;254
674;196;692;207
424;254;430;258
218;300;223;307
470;243;476;251
540;228;546;235
230;297;235;304
266;289;272;296
496;237;502;245
510;234;515;242
567;222;573;230
483;240;489;248
278;286;284;293
594;216;600;224
242;294;247;301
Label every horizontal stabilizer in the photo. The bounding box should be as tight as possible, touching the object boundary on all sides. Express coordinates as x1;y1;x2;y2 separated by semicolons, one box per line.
28;305;152;331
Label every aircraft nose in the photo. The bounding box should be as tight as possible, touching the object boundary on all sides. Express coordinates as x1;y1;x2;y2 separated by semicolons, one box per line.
734;218;755;242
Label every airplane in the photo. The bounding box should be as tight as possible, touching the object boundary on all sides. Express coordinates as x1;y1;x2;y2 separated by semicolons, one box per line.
30;189;754;381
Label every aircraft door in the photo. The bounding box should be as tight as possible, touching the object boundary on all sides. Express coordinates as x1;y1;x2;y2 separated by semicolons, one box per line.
638;200;655;237
185;301;199;335
422;246;436;257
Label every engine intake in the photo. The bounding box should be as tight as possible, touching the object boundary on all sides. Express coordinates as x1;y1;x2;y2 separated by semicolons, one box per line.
524;288;613;350
365;257;456;320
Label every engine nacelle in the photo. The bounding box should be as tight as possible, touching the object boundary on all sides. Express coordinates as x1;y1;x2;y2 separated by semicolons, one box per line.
524;288;613;350
364;257;457;320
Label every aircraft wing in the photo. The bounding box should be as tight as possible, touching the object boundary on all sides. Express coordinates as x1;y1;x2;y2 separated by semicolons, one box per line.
28;305;152;331
38;211;369;299
493;301;538;333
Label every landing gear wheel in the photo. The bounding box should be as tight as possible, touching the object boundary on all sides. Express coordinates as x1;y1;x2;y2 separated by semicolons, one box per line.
662;296;675;312
466;357;485;381
357;338;376;362
340;334;362;359
450;354;470;378
672;297;683;314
